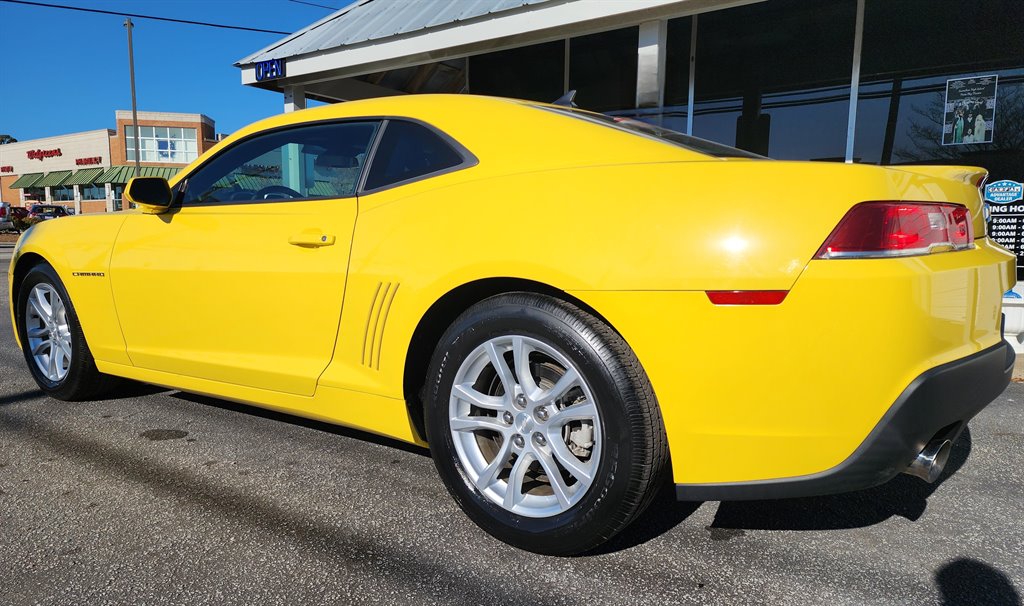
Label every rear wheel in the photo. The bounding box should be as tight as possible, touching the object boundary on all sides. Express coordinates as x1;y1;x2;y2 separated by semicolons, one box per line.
424;293;668;555
17;263;114;400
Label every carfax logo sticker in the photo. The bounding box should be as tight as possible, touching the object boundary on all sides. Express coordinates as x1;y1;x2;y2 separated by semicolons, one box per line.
985;180;1024;204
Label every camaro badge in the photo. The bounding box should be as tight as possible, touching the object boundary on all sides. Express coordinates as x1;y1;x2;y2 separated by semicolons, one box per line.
72;272;105;277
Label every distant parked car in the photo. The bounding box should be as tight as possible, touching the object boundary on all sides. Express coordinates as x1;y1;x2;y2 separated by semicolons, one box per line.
0;202;12;231
28;205;71;220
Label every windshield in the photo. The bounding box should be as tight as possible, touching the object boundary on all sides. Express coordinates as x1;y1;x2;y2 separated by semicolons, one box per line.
537;105;767;160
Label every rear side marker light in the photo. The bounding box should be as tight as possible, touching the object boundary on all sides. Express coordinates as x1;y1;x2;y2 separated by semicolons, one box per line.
816;201;973;259
706;290;788;305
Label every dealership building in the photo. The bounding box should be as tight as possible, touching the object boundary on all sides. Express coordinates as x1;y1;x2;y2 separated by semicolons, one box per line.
0;110;217;212
236;0;1022;182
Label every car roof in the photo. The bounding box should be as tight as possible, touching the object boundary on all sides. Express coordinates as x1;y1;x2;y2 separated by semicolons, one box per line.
171;94;710;188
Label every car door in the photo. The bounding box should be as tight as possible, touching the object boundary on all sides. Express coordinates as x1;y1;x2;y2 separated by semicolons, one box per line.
109;120;380;396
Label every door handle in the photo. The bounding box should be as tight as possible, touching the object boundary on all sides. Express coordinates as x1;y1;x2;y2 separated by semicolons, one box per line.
289;233;336;247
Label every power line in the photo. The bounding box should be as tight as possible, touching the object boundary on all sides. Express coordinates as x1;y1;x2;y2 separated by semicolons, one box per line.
287;0;339;10
0;0;291;35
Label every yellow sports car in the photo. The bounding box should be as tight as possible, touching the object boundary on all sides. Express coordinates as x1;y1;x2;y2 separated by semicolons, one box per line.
8;95;1014;555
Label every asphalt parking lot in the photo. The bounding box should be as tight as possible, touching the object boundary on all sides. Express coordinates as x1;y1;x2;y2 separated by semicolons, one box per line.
1;259;1022;606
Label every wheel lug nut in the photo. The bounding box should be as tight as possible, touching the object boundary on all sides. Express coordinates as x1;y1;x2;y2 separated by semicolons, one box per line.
512;434;525;448
502;411;514;424
534;406;549;422
515;394;527;408
533;433;546;447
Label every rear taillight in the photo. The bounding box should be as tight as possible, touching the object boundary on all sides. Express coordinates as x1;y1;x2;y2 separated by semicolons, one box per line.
816;202;974;259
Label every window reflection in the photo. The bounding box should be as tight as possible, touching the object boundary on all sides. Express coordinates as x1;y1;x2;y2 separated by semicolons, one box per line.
691;0;856;159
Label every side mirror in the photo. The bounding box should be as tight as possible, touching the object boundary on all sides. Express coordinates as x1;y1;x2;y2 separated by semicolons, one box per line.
124;176;172;214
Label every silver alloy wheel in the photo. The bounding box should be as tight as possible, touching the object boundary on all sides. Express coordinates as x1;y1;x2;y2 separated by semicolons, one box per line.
24;283;72;383
449;335;602;518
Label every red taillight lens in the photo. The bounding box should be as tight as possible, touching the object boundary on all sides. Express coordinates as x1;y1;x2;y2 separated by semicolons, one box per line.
816;202;974;259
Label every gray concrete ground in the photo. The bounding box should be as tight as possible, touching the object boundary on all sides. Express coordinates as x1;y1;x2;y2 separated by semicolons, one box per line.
1;259;1022;605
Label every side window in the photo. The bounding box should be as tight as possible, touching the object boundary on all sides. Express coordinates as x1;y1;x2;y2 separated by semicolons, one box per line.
181;121;378;205
363;121;466;191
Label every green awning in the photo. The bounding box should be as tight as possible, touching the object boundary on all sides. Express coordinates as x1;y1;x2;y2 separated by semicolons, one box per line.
8;173;43;189
64;167;105;186
96;165;182;184
34;171;73;187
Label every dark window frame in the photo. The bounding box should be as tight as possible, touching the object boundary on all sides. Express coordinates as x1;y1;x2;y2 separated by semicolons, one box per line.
173;116;477;208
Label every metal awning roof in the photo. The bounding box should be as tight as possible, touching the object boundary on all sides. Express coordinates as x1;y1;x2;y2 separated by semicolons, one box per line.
96;165;182;184
236;0;751;100
8;173;43;189
238;0;553;65
63;167;105;186
35;171;73;188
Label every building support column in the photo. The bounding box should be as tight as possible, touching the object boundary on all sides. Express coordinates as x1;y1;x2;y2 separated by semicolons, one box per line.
105;183;114;213
44;186;52;203
844;0;866;163
73;185;82;214
284;85;307;113
636;20;668;110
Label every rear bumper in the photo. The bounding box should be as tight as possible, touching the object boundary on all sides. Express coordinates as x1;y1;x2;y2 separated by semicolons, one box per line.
675;339;1013;501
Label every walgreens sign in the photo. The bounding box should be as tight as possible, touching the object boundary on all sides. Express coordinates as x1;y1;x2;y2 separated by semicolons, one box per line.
27;148;62;160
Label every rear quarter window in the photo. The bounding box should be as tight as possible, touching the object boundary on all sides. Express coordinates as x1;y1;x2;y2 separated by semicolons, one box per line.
363;121;467;191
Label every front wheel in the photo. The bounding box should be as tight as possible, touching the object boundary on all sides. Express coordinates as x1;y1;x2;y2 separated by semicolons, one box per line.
424;293;668;555
17;262;115;400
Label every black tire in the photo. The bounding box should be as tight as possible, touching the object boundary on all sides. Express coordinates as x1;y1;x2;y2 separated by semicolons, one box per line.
424;292;668;555
16;262;114;400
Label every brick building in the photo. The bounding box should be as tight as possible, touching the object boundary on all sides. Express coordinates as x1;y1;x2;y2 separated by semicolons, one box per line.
1;110;218;213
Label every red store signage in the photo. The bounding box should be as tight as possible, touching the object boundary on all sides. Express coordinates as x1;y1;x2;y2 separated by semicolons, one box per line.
0;166;13;173
76;156;102;166
27;148;62;160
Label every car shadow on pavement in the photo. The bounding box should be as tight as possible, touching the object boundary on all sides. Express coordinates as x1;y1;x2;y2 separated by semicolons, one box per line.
708;428;972;532
170;391;431;457
588;482;703;555
935;558;1022;606
0;388;44;406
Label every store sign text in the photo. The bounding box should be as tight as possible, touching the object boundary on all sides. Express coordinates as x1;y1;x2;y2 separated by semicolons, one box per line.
27;148;62;161
0;166;13;173
76;156;102;166
254;58;285;82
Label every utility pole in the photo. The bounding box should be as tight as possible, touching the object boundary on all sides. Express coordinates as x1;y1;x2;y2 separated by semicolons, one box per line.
125;18;141;172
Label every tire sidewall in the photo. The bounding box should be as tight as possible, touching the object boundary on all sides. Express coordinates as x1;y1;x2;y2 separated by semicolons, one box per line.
16;264;93;399
425;296;642;554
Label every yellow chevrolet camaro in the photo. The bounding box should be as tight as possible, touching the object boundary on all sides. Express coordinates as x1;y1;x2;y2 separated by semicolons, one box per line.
8;95;1015;555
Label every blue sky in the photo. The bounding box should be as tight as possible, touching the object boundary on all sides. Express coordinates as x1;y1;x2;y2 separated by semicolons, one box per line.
0;0;351;141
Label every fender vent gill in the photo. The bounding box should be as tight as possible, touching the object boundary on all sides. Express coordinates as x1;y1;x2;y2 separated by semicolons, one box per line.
362;281;399;370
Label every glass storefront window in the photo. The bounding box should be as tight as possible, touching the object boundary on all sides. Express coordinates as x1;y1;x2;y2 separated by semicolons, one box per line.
568;27;638;112
81;184;106;200
691;0;856;159
468;41;565;102
854;0;1023;181
126;125;199;163
22;187;44;202
50;185;74;201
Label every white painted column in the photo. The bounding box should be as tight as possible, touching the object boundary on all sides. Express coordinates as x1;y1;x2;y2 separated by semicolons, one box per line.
844;0;866;163
73;185;82;214
636;20;668;109
284;85;307;113
44;186;52;203
105;183;114;213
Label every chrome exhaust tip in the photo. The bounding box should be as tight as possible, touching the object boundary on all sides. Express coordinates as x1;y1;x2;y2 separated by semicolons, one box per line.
903;439;953;483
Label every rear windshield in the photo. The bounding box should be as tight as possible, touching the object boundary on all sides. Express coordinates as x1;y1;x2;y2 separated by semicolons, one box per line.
537;105;766;159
